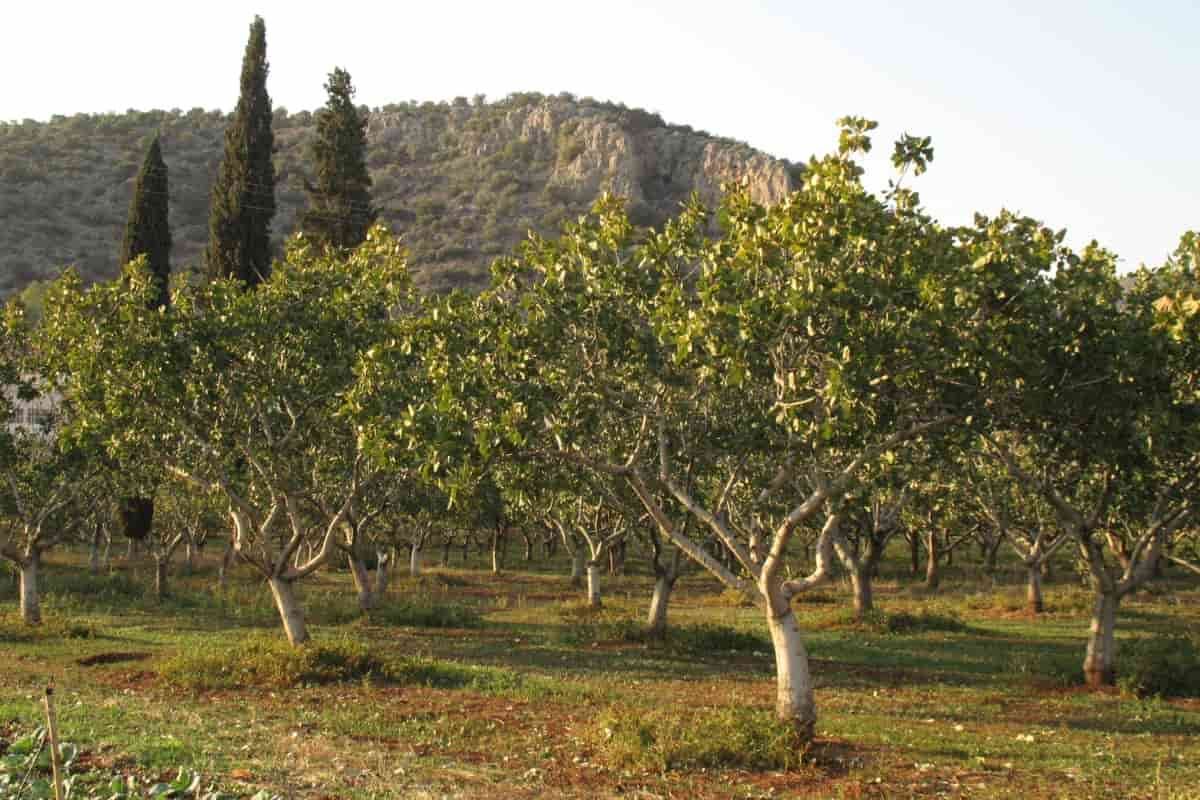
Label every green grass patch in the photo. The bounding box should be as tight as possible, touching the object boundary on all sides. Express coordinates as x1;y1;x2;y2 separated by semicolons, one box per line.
594;705;807;771
1118;634;1200;698
0;613;101;643
159;635;526;695
818;607;972;635
365;599;483;629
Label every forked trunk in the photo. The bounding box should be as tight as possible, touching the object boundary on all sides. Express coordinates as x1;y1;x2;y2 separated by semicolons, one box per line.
375;550;391;598
586;563;602;608
646;574;674;638
19;552;41;625
849;567;874;617
267;576;309;646
154;556;169;601
347;555;376;613
409;544;422;578
570;550;585;587
522;532;534;562
441;540;451;567
766;606;816;742
1083;592;1119;688
1026;564;1044;613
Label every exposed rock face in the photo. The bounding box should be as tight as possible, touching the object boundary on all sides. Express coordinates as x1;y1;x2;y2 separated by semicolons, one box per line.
0;93;800;295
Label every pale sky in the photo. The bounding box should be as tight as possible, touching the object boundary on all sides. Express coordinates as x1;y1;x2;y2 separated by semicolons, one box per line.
3;1;1196;270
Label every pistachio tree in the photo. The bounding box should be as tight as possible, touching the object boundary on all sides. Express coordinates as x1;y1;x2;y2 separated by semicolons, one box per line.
479;121;975;739
44;232;409;644
979;226;1197;686
0;308;97;623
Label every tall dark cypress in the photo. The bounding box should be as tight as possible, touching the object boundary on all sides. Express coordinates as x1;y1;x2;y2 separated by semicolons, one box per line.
206;15;275;287
301;67;376;250
119;135;172;545
121;135;172;308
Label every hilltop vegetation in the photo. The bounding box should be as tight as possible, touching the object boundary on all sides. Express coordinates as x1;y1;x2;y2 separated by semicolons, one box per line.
0;92;800;296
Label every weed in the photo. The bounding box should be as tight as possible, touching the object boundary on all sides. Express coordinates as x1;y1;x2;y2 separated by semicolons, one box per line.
0;614;100;643
366;600;482;629
594;705;806;771
159;635;525;695
819;607;971;635
159;636;388;690
1118;635;1200;698
1005;647;1084;688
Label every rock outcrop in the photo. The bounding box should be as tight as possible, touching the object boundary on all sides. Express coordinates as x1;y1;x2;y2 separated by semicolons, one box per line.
0;93;801;295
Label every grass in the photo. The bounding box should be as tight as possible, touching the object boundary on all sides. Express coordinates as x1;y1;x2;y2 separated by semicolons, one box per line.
0;547;1197;798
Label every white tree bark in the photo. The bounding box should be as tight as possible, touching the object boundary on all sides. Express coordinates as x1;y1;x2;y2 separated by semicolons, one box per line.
19;552;41;625
409;543;422;577
766;603;816;739
646;574;673;638
154;557;170;601
1026;565;1044;613
586;563;602;608
1083;592;1119;688
347;555;376;612
267;577;309;645
375;549;392;597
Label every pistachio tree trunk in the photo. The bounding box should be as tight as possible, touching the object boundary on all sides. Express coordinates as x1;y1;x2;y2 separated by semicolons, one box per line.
217;542;235;591
347;555;376;613
765;599;816;739
570;550;585;587
154;556;170;601
19;552;41;625
183;539;196;576
1026;564;1044;613
89;525;104;575
375;549;391;598
586;562;603;608
1083;592;1119;688
267;577;309;645
924;532;940;591
849;566;874;617
646;574;674;638
409;543;422;577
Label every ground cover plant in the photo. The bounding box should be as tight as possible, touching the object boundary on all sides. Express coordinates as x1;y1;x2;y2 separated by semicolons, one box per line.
1;545;1198;799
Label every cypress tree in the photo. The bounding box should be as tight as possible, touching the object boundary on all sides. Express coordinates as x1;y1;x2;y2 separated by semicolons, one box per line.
206;15;275;287
119;135;172;546
121;135;171;308
301;67;376;250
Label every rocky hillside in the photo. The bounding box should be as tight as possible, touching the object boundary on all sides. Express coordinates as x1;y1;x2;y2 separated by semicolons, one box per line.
0;92;802;296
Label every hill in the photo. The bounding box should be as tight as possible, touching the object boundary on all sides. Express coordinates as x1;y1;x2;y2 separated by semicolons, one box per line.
0;92;802;296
